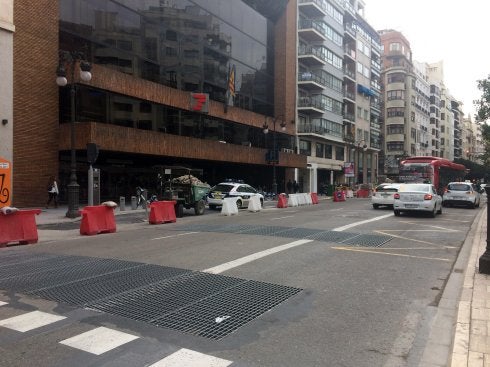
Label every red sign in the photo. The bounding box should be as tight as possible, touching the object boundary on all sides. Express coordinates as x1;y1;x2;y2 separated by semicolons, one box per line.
190;93;209;113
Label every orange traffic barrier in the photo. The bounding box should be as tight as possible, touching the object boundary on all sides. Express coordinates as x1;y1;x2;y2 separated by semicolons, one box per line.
333;190;346;202
310;192;319;204
0;209;41;247
149;200;177;224
277;193;288;208
80;205;116;235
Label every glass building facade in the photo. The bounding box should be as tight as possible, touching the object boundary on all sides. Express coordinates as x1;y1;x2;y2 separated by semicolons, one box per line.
60;0;275;115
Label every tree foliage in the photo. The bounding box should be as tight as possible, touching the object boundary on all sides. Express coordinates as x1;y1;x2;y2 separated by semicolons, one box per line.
474;76;490;169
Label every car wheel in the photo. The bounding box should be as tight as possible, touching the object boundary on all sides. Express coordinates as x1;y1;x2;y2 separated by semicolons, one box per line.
437;203;442;214
175;203;184;218
430;205;436;218
394;210;400;216
236;199;242;210
373;204;379;209
260;198;264;207
194;199;205;215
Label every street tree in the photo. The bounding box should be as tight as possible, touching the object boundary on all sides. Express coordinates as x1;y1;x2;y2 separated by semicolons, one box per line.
474;76;490;174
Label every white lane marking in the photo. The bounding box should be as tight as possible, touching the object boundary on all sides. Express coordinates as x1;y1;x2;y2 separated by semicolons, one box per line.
148;348;232;367
332;247;451;262
270;215;295;221
203;239;313;274
0;301;7;306
375;230;456;249
398;221;460;232
59;326;139;355
151;232;198;240
0;311;66;332
333;213;393;232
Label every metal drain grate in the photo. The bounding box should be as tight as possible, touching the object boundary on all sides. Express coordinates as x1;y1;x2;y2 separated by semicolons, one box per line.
278;228;325;239
307;231;359;242
1;257;142;293
88;272;246;322
0;251;59;267
238;225;290;236
151;279;302;339
340;234;393;247
30;265;190;306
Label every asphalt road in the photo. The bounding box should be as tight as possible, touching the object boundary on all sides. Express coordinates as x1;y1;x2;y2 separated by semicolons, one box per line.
0;197;485;367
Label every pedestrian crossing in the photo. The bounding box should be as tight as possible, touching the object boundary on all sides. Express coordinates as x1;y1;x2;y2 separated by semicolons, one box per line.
0;302;235;366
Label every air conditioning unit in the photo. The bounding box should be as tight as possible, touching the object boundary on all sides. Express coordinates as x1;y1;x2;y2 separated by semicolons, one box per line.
282;148;294;153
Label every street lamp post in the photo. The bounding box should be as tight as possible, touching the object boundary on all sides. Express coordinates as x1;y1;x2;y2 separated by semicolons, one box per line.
56;51;92;218
478;186;490;273
263;116;286;195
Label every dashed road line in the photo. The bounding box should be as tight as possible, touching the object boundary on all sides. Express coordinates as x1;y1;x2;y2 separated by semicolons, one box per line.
270;215;295;220
148;348;232;367
0;301;7;306
333;213;393;232
399;221;461;231
375;230;457;249
0;310;66;332
59;326;139;355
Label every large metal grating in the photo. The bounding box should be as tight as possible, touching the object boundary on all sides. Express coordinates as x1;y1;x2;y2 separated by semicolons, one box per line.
340;234;393;247
30;265;190;306
0;253;302;339
88;272;246;322
151;279;302;339
172;225;393;247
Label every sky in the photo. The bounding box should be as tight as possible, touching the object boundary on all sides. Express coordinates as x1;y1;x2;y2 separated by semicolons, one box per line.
363;0;490;119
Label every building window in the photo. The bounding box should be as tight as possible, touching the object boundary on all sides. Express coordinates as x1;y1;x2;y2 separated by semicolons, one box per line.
357;106;362;118
387;125;404;134
387;142;404;151
335;146;344;161
387;90;404;100
316;143;324;158
299;140;311;156
389;42;401;51
325;144;332;159
387;107;405;117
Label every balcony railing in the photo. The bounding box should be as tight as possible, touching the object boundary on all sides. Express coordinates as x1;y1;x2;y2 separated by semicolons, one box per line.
298;71;325;87
297;123;343;139
343;67;355;79
343;112;355;121
299;19;327;38
298;97;325;111
343;89;355;100
298;45;327;63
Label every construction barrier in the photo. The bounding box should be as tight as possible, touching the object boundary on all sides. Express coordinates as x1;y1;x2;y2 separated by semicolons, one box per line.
288;194;299;207
346;190;354;198
80;205;116;235
333;190;346;202
277;193;288;208
0;209;41;246
221;197;239;216
310;192;319;204
356;189;370;198
247;195;262;212
304;193;313;205
149;200;176;224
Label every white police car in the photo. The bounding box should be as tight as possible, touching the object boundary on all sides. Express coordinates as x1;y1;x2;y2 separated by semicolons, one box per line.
207;181;264;209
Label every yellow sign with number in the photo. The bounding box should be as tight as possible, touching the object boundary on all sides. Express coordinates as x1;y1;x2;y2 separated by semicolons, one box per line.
0;157;12;208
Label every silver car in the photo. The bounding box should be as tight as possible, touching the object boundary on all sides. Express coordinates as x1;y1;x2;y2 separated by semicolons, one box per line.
442;182;481;208
371;183;401;209
393;183;443;217
207;182;264;209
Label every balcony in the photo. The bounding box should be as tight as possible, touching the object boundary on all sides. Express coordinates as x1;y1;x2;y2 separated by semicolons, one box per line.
344;46;356;61
298;96;325;114
298;45;327;66
297;123;343;139
298;0;327;17
344;23;356;39
343;89;355;102
343;112;355;122
298;71;326;91
298;19;327;42
343;67;355;81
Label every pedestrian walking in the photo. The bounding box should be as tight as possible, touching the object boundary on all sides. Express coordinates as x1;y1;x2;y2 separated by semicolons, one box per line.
46;176;59;208
287;179;293;194
293;180;299;193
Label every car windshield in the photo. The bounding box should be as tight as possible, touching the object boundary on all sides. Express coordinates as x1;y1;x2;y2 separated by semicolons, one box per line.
399;184;430;193
211;184;234;193
447;183;471;191
376;184;399;192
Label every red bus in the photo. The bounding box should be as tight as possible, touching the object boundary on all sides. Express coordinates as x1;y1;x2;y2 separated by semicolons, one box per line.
399;156;467;193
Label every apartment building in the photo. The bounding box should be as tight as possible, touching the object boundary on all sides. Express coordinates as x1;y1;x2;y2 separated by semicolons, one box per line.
411;60;431;157
297;0;381;192
13;0;306;207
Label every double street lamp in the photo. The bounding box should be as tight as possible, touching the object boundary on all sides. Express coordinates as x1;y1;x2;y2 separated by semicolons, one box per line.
263;116;286;195
56;51;92;218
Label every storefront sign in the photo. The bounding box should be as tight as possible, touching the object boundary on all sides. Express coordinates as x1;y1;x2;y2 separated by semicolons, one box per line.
344;162;355;177
190;93;209;113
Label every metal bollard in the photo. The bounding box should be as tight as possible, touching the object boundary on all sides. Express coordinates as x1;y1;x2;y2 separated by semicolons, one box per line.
142;189;148;209
119;197;126;211
131;196;137;210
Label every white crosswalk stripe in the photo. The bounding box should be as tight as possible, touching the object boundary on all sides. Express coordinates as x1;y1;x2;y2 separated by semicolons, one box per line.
59;326;139;355
0;301;7;306
148;348;233;367
0;310;66;332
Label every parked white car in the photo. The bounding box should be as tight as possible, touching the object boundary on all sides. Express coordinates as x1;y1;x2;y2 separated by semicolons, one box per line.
393;183;443;217
371;183;401;209
207;181;264;209
442;182;481;208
